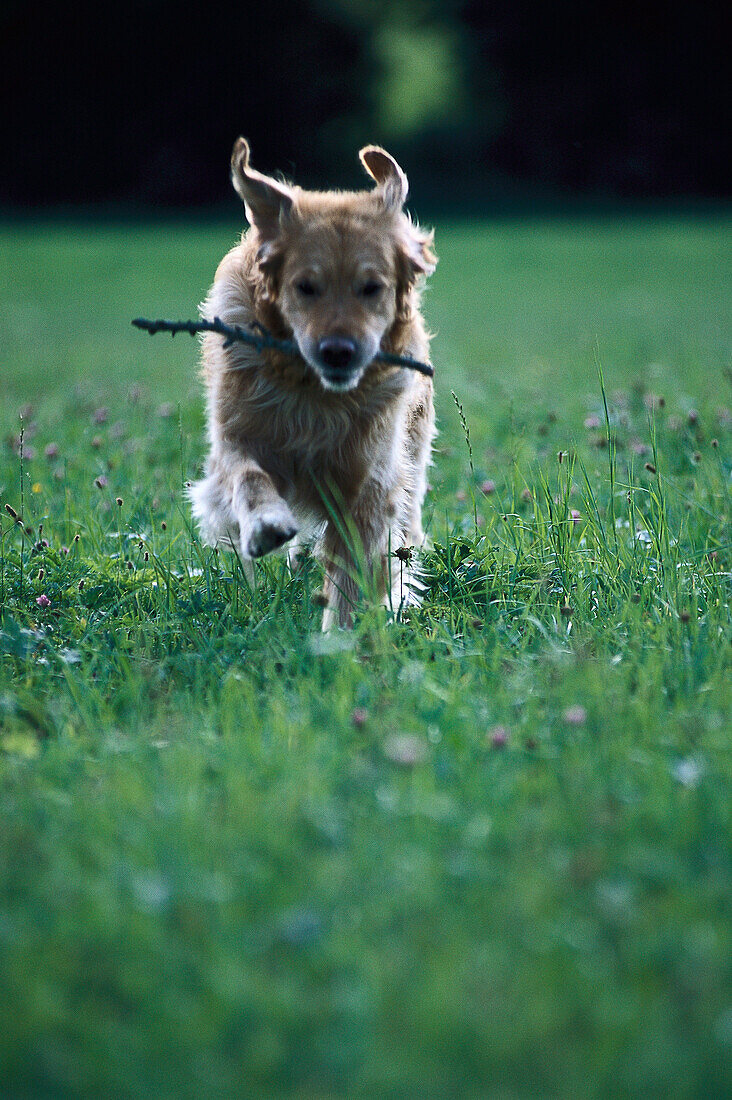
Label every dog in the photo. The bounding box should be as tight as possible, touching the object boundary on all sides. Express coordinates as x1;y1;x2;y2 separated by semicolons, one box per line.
189;137;437;628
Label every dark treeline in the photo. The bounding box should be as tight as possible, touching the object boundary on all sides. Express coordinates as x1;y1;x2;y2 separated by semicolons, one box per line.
1;0;727;208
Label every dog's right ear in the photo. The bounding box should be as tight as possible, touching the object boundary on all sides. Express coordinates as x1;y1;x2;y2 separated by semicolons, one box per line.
230;137;293;235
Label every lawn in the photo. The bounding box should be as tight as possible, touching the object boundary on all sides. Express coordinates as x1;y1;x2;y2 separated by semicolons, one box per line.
1;213;730;1098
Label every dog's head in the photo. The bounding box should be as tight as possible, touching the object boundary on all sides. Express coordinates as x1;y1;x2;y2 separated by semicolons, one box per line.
230;138;436;392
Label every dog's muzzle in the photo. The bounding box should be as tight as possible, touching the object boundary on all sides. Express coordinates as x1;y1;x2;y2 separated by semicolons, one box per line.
317;336;359;388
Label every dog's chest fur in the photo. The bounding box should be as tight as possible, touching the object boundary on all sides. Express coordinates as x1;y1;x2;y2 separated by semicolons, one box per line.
201;238;428;510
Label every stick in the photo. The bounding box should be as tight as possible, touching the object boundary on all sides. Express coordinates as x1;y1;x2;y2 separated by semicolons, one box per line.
131;316;434;378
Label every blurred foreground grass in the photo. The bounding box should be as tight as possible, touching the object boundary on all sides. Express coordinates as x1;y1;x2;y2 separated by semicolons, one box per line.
0;215;730;1097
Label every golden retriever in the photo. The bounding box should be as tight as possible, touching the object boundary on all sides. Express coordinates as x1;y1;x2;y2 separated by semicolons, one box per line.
189;137;437;628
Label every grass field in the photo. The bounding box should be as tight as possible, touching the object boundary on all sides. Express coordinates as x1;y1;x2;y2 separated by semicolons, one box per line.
1;214;730;1098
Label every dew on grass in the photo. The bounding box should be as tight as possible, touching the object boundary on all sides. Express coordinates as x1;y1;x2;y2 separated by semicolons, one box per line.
672;756;704;788
595;879;634;919
132;873;170;912
383;733;427;766
563;705;587;726
309;632;355;656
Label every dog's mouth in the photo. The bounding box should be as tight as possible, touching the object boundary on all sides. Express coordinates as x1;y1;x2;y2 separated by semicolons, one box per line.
299;335;373;393
317;365;366;392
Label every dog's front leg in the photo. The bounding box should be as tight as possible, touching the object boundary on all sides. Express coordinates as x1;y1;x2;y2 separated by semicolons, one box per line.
320;542;361;631
231;460;298;562
191;449;298;570
320;489;392;630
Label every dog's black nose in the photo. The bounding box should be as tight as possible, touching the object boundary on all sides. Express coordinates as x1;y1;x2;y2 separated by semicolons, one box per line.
318;337;356;373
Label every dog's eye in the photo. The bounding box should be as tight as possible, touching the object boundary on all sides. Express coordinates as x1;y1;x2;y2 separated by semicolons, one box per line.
296;280;318;297
360;281;382;298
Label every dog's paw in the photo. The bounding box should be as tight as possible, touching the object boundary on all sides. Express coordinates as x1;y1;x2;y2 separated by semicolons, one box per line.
244;508;298;558
287;542;307;572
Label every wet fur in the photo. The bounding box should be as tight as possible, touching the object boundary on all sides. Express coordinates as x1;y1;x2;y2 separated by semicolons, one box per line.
189;139;437;627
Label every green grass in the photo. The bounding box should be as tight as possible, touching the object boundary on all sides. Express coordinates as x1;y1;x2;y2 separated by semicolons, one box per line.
1;214;730;1098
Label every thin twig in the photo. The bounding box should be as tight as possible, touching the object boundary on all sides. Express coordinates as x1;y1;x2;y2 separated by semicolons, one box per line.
131;316;434;378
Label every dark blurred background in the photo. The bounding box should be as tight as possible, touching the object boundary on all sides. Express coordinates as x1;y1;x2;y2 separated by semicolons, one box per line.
1;0;728;210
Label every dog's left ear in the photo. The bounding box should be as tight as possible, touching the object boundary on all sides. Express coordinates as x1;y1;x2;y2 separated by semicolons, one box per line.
360;143;435;277
359;145;409;212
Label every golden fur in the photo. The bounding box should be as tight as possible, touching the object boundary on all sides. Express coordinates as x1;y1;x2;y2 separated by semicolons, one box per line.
189;138;437;627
